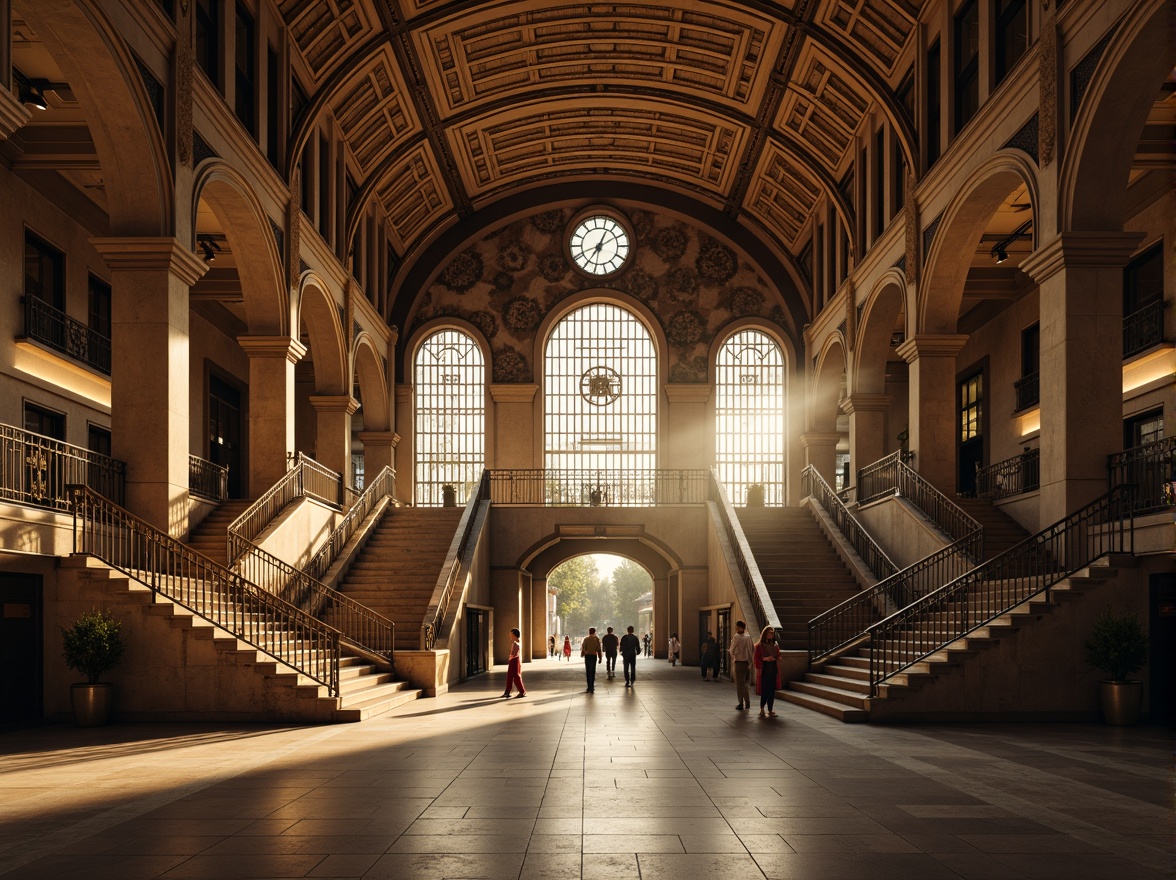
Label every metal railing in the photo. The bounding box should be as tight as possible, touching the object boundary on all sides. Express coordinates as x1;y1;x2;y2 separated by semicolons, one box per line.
305;466;396;583
23;296;111;375
802;465;897;582
976;448;1040;501
226;453;344;563
188;454;228;502
1123;299;1164;358
707;469;778;635
1108;437;1175;515
1013;371;1039;412
857;451;982;545
867;485;1135;696
1;423;125;510
423;471;490;650
69;484;341;695
231;536;394;669
488;469;710;506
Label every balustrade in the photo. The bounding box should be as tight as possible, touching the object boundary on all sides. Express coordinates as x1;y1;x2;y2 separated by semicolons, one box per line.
976;448;1040;501
188;454;228;502
1108;437;1175;515
488;469;710;506
23;296;111;375
1;423;124;510
1123;299;1164;358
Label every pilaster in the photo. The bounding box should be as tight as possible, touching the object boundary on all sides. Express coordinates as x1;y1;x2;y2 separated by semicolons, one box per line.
895;334;968;495
309;394;360;480
841;393;893;477
237;335;305;495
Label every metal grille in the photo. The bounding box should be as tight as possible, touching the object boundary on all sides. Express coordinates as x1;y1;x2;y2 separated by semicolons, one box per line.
544;303;656;474
715;329;786;505
415;330;485;506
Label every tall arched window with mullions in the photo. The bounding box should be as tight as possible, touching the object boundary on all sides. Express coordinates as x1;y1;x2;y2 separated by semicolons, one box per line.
414;329;485;506
715;328;786;505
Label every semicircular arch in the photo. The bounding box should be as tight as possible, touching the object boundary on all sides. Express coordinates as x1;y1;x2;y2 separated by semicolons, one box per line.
352;334;389;432
853;270;906;396
811;334;847;434
296;274;348;395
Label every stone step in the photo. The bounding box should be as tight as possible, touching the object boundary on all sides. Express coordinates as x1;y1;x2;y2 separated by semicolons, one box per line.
788;679;870;709
778;688;870;722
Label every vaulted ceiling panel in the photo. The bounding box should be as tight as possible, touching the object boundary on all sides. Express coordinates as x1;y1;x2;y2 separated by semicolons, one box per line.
375;143;453;251
279;0;376;81
746;141;825;248
776;45;872;175
331;48;421;173
817;0;921;77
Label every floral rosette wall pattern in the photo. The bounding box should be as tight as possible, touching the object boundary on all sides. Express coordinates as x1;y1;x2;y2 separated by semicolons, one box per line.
410;208;793;384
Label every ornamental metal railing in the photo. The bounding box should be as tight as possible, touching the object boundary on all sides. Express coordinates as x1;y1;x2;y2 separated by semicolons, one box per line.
304;466;396;583
226;453;344;563
976;448;1040;501
802;465;897;583
857;450;982;546
488;468;710;506
423;470;490;650
23;296;111;375
1013;371;1039;412
188;454;228;502
707;469;779;636
69;484;341;696
1108;437;1175;515
1;423;124;510
867;486;1135;696
1123;299;1164;358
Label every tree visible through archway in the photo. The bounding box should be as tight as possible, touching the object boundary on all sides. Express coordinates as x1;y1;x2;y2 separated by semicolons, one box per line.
549;554;652;639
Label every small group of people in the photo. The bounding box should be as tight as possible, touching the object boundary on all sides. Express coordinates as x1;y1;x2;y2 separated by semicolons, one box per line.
580;625;642;691
729;620;782;717
548;634;573;661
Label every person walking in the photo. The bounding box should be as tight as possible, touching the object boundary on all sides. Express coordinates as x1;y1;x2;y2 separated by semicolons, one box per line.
601;626;620;679
502;628;526;698
562;635;572;662
700;631;718;680
642;632;651;657
619;625;641;687
753;625;783;717
668;633;680;666
581;627;603;692
728;620;755;710
548;634;556;658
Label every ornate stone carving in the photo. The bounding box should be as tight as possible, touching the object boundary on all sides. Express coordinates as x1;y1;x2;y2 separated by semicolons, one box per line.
844;279;856;352
177;38;193;166
287;176;301;293
1038;2;1057;167
904;168;918;283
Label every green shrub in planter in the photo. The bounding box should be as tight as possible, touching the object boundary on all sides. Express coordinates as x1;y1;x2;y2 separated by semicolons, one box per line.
62;609;124;685
1083;608;1148;681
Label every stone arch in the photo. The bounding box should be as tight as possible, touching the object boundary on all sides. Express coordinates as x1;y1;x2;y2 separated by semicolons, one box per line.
296;274;348;395
404;317;493;388
811;335;847;434
706;317;797;379
16;0;170;235
920;153;1040;334
854;270;906;395
352;333;389;432
1061;0;1176;231
193;163;287;335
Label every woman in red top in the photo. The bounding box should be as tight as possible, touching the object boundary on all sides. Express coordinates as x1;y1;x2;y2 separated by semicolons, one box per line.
562;635;572;661
502;628;526;698
753;625;782;717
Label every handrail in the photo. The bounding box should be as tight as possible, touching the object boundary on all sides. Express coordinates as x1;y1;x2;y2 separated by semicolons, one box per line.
1;422;125;510
976;448;1040;501
226;452;343;563
230;533;395;668
707;469;779;635
488;469;710;506
188;454;229;502
1108;437;1175;515
68;484;341;696
802;465;897;582
305;466;396;583
857;451;982;545
422;471;490;650
867;485;1136;696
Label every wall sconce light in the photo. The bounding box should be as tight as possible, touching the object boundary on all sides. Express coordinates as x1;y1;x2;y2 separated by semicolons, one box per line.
13;69;67;111
196;234;222;263
990;219;1033;264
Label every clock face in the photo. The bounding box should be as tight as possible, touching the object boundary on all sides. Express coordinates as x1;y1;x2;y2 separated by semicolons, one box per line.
569;214;630;276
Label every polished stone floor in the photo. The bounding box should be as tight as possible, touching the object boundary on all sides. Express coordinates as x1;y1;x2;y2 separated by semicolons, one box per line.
0;657;1171;879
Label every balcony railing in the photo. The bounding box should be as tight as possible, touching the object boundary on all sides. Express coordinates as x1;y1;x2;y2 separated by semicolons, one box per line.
1013;371;1039;412
1108;436;1175;515
1123;299;1164;358
188;454;228;502
1;423;124;511
23;296;111;375
976;448;1040;501
488;469;710;506
857;451;982;546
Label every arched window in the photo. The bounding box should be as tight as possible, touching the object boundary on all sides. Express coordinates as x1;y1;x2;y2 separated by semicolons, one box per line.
414;329;484;506
715;328;786;505
544;303;656;504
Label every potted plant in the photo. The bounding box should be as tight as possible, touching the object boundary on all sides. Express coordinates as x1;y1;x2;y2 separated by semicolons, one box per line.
1083;608;1149;726
441;484;457;507
61;609;124;727
745;483;765;507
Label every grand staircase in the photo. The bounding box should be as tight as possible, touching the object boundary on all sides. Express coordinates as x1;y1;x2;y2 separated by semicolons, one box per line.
187;500;253;566
954;497;1032;560
736;507;863;650
334;507;464;651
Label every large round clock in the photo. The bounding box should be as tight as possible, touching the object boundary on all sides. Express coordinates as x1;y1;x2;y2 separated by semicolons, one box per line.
568;213;630;276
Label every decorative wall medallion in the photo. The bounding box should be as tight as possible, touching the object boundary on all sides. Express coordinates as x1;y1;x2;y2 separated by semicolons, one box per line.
580;366;622;406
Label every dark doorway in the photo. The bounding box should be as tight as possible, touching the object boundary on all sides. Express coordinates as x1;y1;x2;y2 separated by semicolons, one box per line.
1148;573;1175;724
0;574;43;723
466;608;488;677
208;373;243;498
716;607;731;678
957;370;984;495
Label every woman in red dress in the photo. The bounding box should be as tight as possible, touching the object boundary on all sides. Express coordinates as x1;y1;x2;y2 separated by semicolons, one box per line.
562;635;572;661
502;628;526;698
753;625;783;717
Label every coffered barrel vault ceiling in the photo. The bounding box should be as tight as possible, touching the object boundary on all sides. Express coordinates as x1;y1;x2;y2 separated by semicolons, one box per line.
283;0;919;283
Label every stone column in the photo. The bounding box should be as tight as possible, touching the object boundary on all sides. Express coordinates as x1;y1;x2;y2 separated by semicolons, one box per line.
357;430;398;487
489;384;538;468
801;431;841;488
309;394;359;480
895;335;968;495
1020;232;1143;526
528;572;545;662
663;384;712;469
237;336;304;497
394;384;413;502
842;393;892;480
92;238;207;536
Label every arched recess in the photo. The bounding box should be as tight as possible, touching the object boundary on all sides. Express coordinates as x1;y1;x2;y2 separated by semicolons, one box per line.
810;335;848;434
193;164;287;335
854;271;906;396
16;0;170;235
1061;0;1176;231
920;153;1039;334
296;275;348;395
352;334;389;432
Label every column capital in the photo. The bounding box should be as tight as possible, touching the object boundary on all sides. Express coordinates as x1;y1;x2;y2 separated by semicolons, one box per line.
801;431;842;450
90;237;209;286
0;87;31;140
1019;232;1147;284
309;394;360;415
489;383;538;403
357;430;400;447
664;383;712;403
840;393;893;414
895;334;968;363
395;384;413;404
237;335;307;363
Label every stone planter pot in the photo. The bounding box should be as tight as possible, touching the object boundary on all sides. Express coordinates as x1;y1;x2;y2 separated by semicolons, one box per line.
441;485;457;507
70;682;113;727
1100;680;1143;726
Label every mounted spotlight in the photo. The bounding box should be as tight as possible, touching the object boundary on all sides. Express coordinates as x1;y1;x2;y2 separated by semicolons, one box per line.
990;220;1033;264
13;69;67;111
196;234;222;263
995;247;1009;264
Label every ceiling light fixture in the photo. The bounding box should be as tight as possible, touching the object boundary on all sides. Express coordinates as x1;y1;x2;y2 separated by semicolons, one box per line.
13;69;67;111
196;234;222;263
990;219;1033;264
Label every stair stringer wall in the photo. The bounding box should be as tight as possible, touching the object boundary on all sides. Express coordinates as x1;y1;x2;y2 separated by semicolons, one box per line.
854;495;953;568
869;562;1149;723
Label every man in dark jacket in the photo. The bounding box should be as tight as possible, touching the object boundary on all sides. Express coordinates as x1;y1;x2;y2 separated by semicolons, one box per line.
619;626;641;687
701;631;720;681
601;626;620;679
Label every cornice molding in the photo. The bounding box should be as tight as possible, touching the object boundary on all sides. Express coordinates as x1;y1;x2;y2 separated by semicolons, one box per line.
895;334;968;363
1018;231;1146;283
237;335;307;363
489;383;538;403
90;237;209;286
